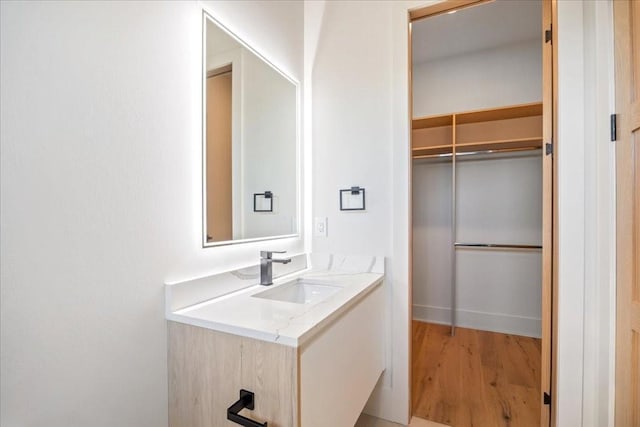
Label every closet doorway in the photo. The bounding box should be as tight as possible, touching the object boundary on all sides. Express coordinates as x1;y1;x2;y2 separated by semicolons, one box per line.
408;1;554;426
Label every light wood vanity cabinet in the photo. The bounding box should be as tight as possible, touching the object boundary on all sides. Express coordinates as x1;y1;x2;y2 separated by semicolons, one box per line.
168;322;298;427
168;283;384;427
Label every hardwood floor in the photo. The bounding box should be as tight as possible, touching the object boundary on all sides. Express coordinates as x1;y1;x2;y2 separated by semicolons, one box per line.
412;321;541;427
355;413;449;427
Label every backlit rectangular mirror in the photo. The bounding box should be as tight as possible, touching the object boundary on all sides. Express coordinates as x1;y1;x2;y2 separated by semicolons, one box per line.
202;11;299;247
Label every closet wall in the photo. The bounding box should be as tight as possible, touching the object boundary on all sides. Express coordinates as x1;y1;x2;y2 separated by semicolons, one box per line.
413;39;541;117
412;34;543;338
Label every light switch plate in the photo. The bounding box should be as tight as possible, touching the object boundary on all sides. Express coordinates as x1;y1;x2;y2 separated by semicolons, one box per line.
314;217;328;237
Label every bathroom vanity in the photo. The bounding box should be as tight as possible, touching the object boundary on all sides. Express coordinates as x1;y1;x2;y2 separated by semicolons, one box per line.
166;255;385;427
178;9;385;426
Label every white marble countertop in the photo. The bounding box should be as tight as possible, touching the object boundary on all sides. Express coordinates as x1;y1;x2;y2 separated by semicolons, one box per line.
166;254;384;347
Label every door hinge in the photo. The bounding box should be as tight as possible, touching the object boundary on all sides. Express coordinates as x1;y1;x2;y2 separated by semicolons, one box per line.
543;392;551;405
611;113;617;141
545;25;552;43
545;142;553;156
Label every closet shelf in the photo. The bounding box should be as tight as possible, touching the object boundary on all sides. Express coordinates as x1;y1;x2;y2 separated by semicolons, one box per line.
412;144;453;157
412;102;542;130
456;137;543;153
412;138;542;159
455;102;542;124
411;102;543;159
412;114;453;130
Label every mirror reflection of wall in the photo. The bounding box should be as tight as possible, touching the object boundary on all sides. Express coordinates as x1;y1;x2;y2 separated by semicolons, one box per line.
204;14;298;246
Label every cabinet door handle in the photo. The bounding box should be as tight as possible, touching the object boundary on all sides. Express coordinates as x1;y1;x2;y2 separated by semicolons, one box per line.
227;389;268;427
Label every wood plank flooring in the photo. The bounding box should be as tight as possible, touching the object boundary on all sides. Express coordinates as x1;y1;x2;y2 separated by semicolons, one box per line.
412;321;541;427
355;413;449;427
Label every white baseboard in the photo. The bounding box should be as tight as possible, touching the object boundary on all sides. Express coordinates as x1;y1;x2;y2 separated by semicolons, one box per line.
412;304;541;338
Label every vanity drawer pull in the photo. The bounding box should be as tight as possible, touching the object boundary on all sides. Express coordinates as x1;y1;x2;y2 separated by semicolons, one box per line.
227;389;267;427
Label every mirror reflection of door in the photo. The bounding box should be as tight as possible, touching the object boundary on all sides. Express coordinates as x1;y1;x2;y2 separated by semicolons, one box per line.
206;65;233;242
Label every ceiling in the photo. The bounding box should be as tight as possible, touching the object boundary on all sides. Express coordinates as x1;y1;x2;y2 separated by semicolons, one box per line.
412;0;542;64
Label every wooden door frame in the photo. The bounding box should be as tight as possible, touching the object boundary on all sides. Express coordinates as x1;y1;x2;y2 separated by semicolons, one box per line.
613;0;639;424
543;1;557;425
406;1;558;425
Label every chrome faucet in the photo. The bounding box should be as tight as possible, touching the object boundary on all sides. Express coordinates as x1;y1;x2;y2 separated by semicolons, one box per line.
260;250;292;286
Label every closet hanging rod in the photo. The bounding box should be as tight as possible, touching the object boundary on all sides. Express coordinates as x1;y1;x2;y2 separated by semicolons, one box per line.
454;243;542;250
413;146;541;160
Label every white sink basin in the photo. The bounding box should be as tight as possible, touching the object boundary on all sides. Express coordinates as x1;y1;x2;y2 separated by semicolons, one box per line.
253;279;341;304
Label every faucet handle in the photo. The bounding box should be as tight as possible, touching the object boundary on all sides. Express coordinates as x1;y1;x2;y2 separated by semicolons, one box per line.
260;250;287;259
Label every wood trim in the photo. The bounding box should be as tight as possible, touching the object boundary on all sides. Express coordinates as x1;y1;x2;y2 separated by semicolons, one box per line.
413;126;453;149
456;137;542;152
614;0;640;425
409;0;493;22
407;10;415;420
411;103;543;157
414;146;540;160
540;0;553;426
412;102;542;128
456;115;542;144
412;144;453;156
207;64;232;78
456;102;543;124
550;1;559;426
412;114;453;129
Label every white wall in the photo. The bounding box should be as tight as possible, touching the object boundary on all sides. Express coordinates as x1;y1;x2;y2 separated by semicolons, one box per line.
585;3;616;426
556;1;617;426
311;1;432;423
310;0;398;421
312;2;392;256
413;39;542;117
0;1;303;425
241;50;298;239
